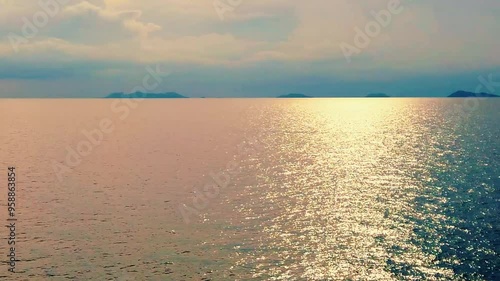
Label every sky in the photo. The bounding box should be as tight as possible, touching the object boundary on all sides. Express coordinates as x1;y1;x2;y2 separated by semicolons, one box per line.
0;0;499;97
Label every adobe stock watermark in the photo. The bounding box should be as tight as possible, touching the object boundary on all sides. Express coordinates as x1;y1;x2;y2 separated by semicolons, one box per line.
51;65;171;182
340;0;412;63
7;0;70;53
453;72;500;117
213;0;243;21
475;73;500;95
178;134;268;224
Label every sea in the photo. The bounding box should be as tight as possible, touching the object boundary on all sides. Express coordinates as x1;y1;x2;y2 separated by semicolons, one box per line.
0;98;498;280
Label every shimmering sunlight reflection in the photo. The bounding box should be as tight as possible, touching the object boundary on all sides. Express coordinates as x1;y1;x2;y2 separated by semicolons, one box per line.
1;99;498;280
220;99;498;280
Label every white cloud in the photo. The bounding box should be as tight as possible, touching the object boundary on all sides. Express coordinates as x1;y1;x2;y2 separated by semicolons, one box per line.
0;0;498;71
63;1;161;37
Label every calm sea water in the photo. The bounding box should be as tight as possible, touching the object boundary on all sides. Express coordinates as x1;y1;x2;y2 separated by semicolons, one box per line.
0;99;498;280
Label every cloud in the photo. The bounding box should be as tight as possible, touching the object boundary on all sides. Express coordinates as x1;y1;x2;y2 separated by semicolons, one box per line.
63;1;161;37
2;0;498;67
0;0;498;99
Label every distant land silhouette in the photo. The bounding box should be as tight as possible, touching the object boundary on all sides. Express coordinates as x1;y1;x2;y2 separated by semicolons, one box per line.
100;90;499;99
448;91;499;98
105;92;188;98
277;93;311;98
278;93;392;98
366;93;390;97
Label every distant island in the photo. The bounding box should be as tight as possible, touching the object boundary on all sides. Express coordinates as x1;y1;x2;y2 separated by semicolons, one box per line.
105;92;188;98
448;91;499;98
277;93;311;98
99;90;500;99
366;93;390;97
